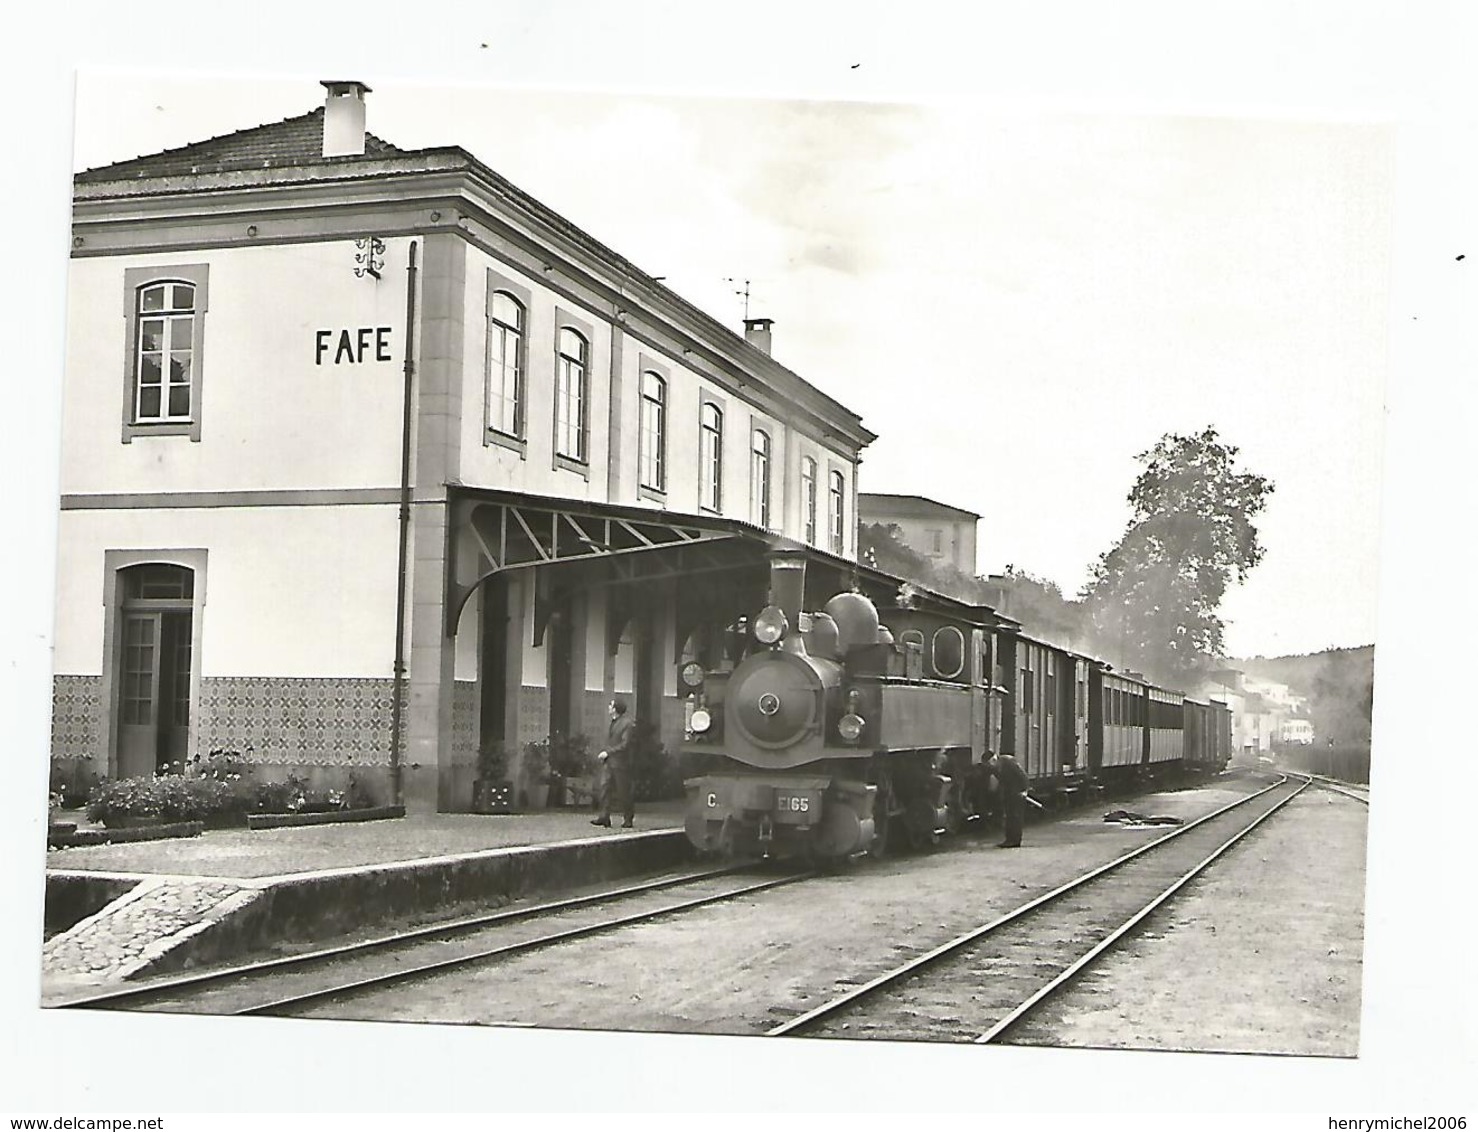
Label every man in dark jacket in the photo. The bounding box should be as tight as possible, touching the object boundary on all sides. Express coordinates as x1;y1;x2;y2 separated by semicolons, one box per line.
988;753;1030;847
592;698;636;828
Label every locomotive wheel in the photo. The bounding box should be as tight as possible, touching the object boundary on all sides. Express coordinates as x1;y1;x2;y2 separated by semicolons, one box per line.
943;786;966;837
905;797;940;851
869;773;899;859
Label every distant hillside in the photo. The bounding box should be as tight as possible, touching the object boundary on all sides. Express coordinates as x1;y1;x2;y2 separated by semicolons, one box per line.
1230;645;1375;747
1233;644;1372;685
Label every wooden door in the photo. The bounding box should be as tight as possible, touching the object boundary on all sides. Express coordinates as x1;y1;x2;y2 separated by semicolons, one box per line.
118;612;162;779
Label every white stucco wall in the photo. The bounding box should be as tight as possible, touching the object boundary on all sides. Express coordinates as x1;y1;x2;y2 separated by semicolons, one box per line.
62;239;414;495
52;504;400;677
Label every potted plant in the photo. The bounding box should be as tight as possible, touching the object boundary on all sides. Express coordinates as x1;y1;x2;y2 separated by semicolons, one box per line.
519;739;553;810
546;734;593;807
632;721;680;802
473;741;513;814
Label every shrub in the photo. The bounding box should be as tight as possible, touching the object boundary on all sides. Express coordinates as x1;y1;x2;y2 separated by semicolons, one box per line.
520;739;552;787
631;722;682;801
476;741;511;783
87;777;166;826
253;772;312;814
158;774;239;822
346;773;376;810
547;734;592;779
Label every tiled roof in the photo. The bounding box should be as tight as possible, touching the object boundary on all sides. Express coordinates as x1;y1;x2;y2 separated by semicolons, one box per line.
858;492;981;520
74;107;404;182
70;96;875;447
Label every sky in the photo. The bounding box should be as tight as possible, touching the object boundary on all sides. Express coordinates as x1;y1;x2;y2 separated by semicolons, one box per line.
4;0;1476;1119
69;74;1390;659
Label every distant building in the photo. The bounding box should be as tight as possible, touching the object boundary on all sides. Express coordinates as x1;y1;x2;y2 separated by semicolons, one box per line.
1197;669;1311;755
1281;718;1315;745
858;493;979;575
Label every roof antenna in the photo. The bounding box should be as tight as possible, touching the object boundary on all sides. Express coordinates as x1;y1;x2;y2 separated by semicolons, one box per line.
725;277;751;322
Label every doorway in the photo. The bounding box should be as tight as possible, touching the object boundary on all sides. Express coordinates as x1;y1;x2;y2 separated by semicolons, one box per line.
116;564;194;778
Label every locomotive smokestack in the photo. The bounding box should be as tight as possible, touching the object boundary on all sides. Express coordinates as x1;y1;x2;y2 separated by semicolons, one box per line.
767;549;807;629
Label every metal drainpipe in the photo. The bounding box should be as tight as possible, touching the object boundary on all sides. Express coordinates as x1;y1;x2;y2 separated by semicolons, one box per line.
390;240;419;806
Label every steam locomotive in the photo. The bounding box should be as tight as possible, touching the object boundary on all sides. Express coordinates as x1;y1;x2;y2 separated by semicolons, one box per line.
680;550;1232;862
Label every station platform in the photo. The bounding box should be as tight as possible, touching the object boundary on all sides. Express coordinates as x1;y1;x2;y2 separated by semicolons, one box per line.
41;801;691;1000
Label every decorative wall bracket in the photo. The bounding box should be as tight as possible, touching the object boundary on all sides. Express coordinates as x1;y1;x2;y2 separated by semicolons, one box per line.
354;237;385;279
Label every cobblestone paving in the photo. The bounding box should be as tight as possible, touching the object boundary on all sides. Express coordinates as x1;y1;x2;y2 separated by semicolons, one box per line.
41;877;262;997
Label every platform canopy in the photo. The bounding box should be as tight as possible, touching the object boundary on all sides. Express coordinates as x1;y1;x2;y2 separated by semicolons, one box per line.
444;485;1007;636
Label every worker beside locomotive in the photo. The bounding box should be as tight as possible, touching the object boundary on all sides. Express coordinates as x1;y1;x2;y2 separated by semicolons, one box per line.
679;548;1232;863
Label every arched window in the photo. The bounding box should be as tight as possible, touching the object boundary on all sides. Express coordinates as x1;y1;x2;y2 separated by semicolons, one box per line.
555;326;588;461
750;428;772;528
700;402;724;512
486;291;525;438
828;469;846;554
800;456;818;544
639;371;667;492
134;280;196;423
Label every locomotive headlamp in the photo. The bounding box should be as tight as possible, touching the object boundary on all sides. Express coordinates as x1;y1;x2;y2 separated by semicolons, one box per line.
679;661;706;689
689;707;713;734
838;688;865;744
753;605;789;645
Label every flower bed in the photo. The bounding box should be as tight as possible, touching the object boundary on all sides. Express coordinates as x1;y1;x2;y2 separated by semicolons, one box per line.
49;821;204;849
246;805;405;830
81;753;380;830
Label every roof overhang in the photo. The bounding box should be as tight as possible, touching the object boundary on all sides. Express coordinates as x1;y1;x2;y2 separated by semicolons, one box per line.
444;486;1002;635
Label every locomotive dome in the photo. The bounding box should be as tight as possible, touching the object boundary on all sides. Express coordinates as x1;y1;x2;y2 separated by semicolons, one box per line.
823;591;880;652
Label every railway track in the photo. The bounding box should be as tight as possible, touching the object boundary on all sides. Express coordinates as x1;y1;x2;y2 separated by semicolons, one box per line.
54;863;811;1017
767;772;1310;1043
1305;773;1369;805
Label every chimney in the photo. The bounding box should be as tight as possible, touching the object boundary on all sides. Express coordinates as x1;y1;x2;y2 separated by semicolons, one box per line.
743;317;773;355
321;80;372;158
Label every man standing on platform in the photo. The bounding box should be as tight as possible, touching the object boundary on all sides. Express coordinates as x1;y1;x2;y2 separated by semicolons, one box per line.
592;697;636;829
987;752;1030;848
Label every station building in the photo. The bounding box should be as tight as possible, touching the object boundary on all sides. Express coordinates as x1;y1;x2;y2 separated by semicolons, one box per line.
51;81;876;812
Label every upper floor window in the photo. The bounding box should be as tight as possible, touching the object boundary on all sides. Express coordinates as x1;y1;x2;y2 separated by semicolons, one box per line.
750;428;772;528
123;265;209;443
555;326;588;463
639;370;667;493
828;469;846;554
136;282;195;423
486;290;525;438
700;402;724;512
928;528;944;554
800;456;818;544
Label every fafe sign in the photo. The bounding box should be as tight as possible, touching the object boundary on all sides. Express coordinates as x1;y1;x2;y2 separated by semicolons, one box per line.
315;327;393;365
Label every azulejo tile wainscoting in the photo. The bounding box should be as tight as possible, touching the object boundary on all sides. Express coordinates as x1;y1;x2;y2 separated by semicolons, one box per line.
51;676;103;762
195;676;398;767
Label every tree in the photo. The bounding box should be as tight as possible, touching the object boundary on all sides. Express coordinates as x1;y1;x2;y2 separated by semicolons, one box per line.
1081;427;1274;688
858;522;990;605
988;567;1085;650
